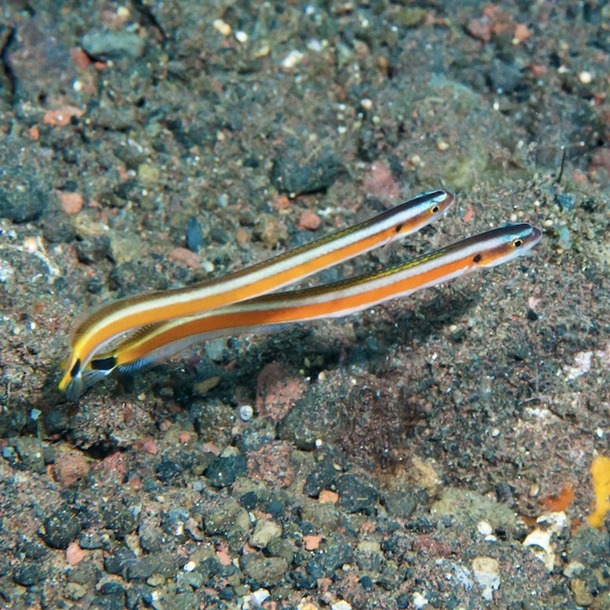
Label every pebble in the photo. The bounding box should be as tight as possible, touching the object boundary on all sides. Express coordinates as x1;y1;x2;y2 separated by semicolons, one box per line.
298;210;322;231
12;437;46;474
251;588;270;605
267;537;295;564
336;473;379;515
304;459;337;497
40;506;82;549
241;555;289;587
383;484;423;519
204;454;247;487
315;535;353;571
104;546;136;575
271;150;344;197
431;488;517;531
102;502;139;538
569;577;595;608
239;405;254;421
65;542;86;566
203;498;251;548
185;215;204;252
13;563;44;586
57;190;84;215
53;452;90;487
0;173;47;223
472;556;500;601
81;31;146;59
249;519;282;549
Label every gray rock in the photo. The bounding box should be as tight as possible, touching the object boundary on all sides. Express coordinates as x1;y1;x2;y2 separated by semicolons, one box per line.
266;537;295;564
249;519;282;549
431;488;517;531
102;502;139;538
336;473;379;515
12;438;46;474
383;484;427;519
241;555;289;587
81;31;145;59
278;385;349;450
13;563;44;586
0;172;47;223
271;148;345;197
205;455;247;488
203;498;251;550
40;506;81;549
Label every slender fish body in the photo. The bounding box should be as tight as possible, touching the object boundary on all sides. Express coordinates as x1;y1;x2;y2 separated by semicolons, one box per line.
80;223;542;395
60;191;454;396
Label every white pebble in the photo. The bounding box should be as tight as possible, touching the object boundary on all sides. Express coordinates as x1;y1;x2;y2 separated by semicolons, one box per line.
412;592;429;609
213;19;232;36
472;556;500;601
579;70;592;84
477;521;493;536
282;50;304;69
239;405;254;421
252;588;270;604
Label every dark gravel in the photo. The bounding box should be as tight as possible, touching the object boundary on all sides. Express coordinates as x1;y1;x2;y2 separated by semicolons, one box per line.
1;1;609;608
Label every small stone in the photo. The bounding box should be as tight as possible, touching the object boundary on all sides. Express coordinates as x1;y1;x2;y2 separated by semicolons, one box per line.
12;438;46;473
331;601;352;610
53;452;90;487
13;563;44;586
205;454;247;488
336;473;379;515
241;555;289;587
213;18;232;36
139;523;163;553
431;488;517;531
266;537;294;564
383;484;424;519
247;441;295;488
141;438;158;455
204;499;251;539
472;556;500;601
271;149;344;198
571;578;594;606
467;18;492;42
298;210;321;231
304;460;338;497
81;30;145;59
168;246;201;270
104;546;137;575
57;191;84;215
43;106;83;127
578;71;593;85
66;542;86;566
239;405;254;421
250;520;282;549
102;502;139;538
362;161;401;203
319;490;339;504
137;163;160;184
41;506;82;549
256;362;306;421
303;534;323;551
65;582;87;600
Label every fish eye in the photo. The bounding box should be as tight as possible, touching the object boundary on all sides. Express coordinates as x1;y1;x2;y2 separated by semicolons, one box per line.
431;205;440;213
514;239;523;248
